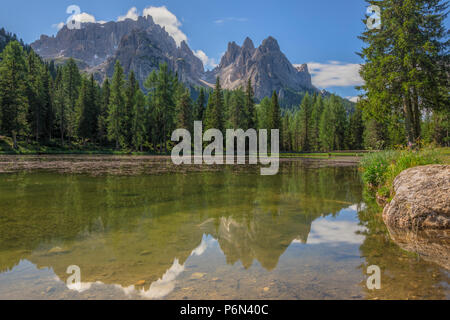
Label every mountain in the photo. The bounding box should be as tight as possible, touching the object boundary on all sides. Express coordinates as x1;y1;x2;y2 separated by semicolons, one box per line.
31;16;204;88
31;18;317;103
204;36;316;100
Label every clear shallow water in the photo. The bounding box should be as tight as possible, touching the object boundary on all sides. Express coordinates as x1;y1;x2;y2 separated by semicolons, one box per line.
0;161;448;300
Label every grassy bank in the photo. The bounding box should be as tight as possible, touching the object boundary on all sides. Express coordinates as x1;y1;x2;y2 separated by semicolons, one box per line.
360;147;449;201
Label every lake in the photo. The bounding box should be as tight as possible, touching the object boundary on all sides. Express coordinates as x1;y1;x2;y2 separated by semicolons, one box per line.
0;158;448;299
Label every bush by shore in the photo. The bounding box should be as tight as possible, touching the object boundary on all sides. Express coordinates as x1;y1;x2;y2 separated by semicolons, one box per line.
360;147;449;201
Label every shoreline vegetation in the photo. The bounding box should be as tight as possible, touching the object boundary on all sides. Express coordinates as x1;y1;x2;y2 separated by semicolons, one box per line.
359;147;450;205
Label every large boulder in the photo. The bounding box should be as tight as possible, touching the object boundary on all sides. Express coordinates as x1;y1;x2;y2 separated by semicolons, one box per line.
383;165;450;230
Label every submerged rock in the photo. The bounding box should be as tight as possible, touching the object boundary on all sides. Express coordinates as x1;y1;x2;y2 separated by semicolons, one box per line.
383;165;450;230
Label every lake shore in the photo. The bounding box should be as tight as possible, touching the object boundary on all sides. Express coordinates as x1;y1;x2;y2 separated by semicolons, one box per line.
0;154;360;175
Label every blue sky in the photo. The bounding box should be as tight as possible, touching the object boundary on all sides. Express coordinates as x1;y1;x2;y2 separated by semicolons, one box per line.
1;0;447;99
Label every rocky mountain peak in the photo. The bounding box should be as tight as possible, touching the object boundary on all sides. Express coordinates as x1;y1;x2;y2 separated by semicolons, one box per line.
242;37;255;51
259;36;280;52
206;36;315;100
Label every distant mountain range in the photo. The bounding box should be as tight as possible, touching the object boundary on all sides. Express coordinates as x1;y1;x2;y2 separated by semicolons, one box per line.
31;16;323;104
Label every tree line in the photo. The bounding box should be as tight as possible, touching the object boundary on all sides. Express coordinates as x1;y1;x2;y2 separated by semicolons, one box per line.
1;2;448;154
0;39;363;153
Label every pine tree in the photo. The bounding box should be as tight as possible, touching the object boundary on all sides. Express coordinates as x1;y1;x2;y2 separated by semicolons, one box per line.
131;89;147;151
26;50;44;142
40;66;53;142
97;78;110;144
77;75;99;143
282;113;292;151
298;93;313;151
244;79;256;129
62;58;81;142
144;63;177;153
319;100;335;151
310;94;324;151
205;77;225;133
229;88;245;129
347;107;365;150
176;88;193;131
0;41;29;149
194;88;206;122
359;0;448;146
107;61;126;149
270;91;281;130
124;71;139;147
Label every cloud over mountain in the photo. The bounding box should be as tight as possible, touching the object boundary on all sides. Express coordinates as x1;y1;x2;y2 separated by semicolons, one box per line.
299;61;364;89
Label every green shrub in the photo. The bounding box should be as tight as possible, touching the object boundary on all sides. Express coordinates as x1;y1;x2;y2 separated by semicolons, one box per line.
360;150;398;187
360;147;443;199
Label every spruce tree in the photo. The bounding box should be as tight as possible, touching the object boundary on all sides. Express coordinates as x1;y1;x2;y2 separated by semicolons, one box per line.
244;79;256;129
107;61;126;149
0;41;29;149
62;58;81;142
131;89;147;151
359;0;448;146
205;77;225;133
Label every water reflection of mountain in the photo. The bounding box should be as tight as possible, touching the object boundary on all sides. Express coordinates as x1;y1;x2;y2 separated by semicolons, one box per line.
0;163;363;289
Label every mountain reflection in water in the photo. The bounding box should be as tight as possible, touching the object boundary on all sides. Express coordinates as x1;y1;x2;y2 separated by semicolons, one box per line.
0;161;448;300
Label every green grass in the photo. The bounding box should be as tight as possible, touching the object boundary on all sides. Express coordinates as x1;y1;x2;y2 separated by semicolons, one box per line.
360;147;446;200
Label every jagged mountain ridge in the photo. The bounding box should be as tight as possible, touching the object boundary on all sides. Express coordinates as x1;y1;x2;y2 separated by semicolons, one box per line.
31;16;205;88
31;18;317;102
204;36;316;100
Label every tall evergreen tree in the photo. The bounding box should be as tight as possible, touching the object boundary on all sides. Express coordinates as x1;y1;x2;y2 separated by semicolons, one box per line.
0;41;29;149
97;78;110;144
107;61;126;149
194;87;206;122
358;0;448;146
229;88;245;129
244;79;256;129
298;93;313;151
176;88;193;131
144;63;177;153
77;75;99;143
62;58;81;142
205;77;225;133
131;89;147;151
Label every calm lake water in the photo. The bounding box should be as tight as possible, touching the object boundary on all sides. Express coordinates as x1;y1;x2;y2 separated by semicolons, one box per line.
0;160;448;300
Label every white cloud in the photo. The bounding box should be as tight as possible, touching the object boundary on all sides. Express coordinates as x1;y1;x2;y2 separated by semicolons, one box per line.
72;12;97;24
297;61;364;89
53;11;106;29
52;22;65;30
346;96;360;103
194;50;218;70
214;17;248;25
118;7;139;22
143;6;187;46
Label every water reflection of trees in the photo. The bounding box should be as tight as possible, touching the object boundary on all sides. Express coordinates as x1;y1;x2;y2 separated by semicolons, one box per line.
0;162;363;287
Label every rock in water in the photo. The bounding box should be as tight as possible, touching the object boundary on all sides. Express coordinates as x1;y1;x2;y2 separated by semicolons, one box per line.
383;165;450;230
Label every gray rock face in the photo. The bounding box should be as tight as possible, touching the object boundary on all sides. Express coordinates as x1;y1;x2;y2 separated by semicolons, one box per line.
383;165;450;230
205;36;315;100
32;22;314;99
31;16;204;88
92;28;204;88
32;17;156;67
